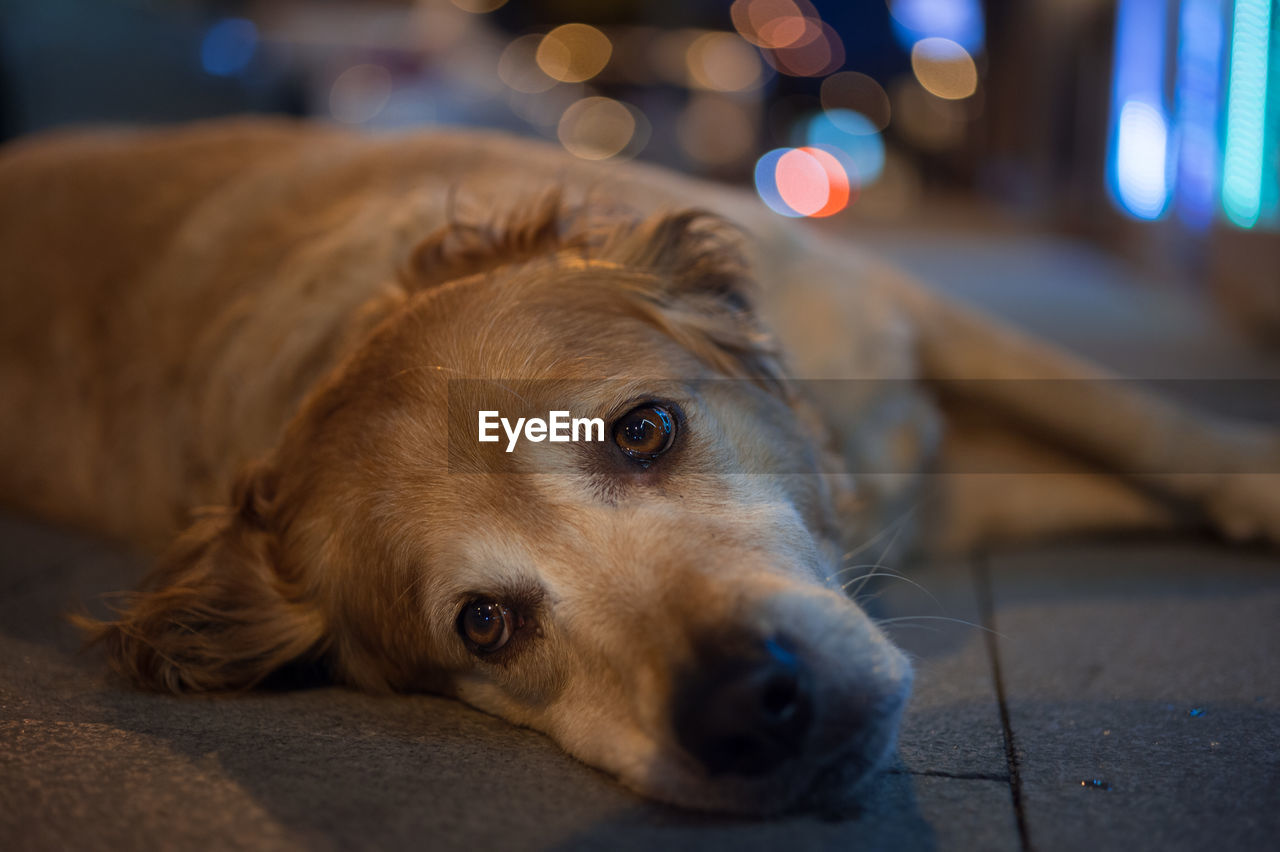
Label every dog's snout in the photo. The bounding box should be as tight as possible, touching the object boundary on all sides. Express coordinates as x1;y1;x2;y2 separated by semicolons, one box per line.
674;635;814;776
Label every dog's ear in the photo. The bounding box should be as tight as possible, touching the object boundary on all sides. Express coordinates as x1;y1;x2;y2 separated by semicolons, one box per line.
402;189;567;292
605;210;755;309
75;461;326;693
609;210;787;390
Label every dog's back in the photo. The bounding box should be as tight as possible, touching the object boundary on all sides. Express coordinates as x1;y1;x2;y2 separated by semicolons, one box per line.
0;119;918;546
0;120;356;541
0;120;663;541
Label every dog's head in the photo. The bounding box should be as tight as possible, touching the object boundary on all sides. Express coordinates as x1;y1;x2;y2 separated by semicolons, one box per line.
85;196;912;814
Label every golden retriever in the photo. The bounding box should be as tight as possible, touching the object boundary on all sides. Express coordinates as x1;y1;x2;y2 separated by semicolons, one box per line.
0;119;1275;814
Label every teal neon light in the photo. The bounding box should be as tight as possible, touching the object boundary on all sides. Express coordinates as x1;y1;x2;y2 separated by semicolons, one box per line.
1221;0;1273;227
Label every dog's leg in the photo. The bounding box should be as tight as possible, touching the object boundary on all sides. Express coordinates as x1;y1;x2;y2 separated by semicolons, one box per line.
926;405;1183;552
894;284;1280;546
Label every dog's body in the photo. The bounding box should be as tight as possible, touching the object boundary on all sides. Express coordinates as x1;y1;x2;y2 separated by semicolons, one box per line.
0;119;913;545
1;119;1277;813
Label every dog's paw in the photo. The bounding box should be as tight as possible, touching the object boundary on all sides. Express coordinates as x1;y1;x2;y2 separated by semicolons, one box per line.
1206;474;1280;547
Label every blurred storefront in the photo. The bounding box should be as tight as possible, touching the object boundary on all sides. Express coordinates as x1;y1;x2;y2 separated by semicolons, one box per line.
2;0;1276;336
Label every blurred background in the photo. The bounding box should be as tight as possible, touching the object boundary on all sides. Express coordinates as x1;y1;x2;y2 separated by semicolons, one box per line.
2;0;1277;350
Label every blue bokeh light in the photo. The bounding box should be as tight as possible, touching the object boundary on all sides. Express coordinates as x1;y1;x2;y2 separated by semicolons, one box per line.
804;110;885;185
1106;0;1171;221
889;0;985;53
754;148;806;218
1173;0;1224;230
201;18;258;77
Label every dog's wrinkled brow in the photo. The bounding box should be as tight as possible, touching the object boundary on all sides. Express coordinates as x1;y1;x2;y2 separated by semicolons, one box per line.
450;577;547;618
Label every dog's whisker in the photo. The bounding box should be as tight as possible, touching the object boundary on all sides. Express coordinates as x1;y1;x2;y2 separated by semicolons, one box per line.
874;615;1007;640
850;588;887;604
875;623;941;634
840;500;921;563
832;561;914;581
846;517;911;601
826;561;886;581
840;571;944;612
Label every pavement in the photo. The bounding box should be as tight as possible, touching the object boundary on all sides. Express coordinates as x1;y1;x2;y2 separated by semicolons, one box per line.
2;230;1278;851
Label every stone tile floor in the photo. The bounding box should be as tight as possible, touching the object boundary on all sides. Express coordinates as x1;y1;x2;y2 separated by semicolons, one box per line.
2;515;1275;851
873;543;1279;851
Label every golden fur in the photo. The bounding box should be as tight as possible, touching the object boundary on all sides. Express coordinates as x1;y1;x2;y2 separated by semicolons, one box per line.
1;118;1276;812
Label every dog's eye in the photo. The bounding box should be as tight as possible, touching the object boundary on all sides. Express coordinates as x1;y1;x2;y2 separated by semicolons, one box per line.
613;404;676;461
459;599;514;653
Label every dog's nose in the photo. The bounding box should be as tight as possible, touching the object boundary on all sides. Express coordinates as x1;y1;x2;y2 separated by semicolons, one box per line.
673;635;813;776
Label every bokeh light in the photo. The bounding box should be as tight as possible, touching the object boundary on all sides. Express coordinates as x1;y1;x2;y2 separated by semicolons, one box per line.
730;0;842;78
780;148;849;216
449;0;509;12
764;20;844;78
820;72;891;133
329;64;393;124
685;32;762;92
804;110;885;184
1107;0;1172;221
405;3;475;55
910;37;978;100
499;34;557;93
776;148;830;215
507;83;585;131
1221;0;1272;228
755;148;805;217
1115;100;1170;220
557;97;648;160
1173;0;1224;230
731;0;819;49
201;18;258;77
889;0;985;53
755;146;853;218
537;24;612;84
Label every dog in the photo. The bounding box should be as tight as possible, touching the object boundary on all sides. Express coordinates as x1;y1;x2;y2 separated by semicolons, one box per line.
1;119;1276;814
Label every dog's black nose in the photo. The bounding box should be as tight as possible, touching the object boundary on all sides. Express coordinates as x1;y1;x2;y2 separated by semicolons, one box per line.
673;635;813;776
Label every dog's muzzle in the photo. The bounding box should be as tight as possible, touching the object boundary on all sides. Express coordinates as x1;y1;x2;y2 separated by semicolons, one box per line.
672;634;816;776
